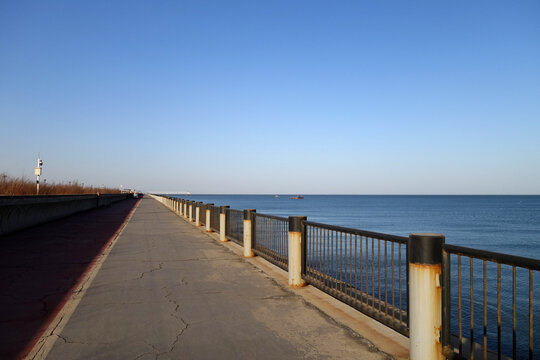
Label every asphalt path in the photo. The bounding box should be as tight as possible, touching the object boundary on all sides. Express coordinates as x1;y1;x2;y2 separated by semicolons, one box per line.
27;197;388;359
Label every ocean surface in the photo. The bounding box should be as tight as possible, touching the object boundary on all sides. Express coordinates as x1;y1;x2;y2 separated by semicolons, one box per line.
170;194;539;358
171;195;540;259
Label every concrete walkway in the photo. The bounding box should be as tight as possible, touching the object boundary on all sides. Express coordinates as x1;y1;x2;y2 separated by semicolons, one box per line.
40;197;389;360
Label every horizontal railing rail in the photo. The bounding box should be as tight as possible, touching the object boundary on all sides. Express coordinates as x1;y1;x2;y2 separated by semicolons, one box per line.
253;213;289;271
442;244;539;360
303;220;409;336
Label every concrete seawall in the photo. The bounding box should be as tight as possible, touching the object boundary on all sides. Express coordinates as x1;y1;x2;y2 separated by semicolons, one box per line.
0;194;129;236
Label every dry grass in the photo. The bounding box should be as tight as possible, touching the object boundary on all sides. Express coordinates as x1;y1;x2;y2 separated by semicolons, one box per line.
0;173;121;195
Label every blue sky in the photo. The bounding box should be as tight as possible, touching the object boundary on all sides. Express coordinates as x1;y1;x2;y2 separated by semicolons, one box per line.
1;1;539;194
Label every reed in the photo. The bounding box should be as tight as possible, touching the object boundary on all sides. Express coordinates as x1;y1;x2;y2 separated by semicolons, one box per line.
0;173;121;195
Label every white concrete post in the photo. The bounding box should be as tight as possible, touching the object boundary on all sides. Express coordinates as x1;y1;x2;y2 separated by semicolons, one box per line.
220;206;229;241
243;209;256;257
179;200;184;216
183;202;187;218
205;203;213;232
288;216;307;287
408;233;445;360
188;203;193;222
195;203;201;226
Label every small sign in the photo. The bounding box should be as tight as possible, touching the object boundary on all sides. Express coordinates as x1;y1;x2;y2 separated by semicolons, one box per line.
34;167;42;176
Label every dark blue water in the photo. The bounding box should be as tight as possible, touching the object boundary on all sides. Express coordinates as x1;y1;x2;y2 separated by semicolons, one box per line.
172;194;540;358
173;195;540;258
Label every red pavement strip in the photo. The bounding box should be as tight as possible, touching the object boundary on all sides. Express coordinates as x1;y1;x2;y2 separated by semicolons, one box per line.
0;198;141;360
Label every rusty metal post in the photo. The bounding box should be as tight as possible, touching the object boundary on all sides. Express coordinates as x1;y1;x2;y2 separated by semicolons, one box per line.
195;202;201;226
288;216;307;287
188;202;193;222
408;233;445;360
206;203;213;232
220;206;229;241
243;209;256;257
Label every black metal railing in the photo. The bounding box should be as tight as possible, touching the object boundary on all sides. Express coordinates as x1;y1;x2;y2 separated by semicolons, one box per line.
303;221;409;336
442;244;540;360
161;195;539;359
226;208;243;244
198;203;206;225
211;205;220;232
253;213;289;271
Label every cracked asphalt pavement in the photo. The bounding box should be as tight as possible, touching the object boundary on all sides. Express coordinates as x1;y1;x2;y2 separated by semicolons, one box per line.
44;197;387;359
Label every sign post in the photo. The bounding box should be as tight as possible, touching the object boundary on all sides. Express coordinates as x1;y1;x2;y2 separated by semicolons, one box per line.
34;157;43;195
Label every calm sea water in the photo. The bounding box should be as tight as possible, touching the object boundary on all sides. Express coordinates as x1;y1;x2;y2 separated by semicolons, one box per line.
173;195;540;258
171;194;540;358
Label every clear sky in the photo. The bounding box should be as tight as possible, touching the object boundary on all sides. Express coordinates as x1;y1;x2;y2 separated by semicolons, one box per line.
1;1;539;194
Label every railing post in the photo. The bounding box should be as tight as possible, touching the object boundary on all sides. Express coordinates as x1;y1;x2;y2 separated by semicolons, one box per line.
179;199;183;216
441;248;452;358
195;202;201;226
408;233;445;360
206;203;213;232
183;201;187;219
220;206;229;241
188;202;193;222
243;209;256;257
288;216;307;287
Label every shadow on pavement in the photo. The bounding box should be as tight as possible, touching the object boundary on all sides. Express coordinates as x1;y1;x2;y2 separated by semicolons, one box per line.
0;198;140;359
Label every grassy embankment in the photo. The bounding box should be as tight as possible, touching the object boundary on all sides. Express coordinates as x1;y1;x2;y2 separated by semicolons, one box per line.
0;173;121;195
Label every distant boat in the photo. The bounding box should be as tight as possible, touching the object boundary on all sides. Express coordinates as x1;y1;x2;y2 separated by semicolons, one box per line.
186;191;191;196
274;194;279;198
290;195;304;199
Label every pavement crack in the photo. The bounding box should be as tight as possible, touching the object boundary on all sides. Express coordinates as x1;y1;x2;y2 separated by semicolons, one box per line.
154;285;190;358
261;294;294;300
56;334;116;346
137;262;164;280
165;318;188;355
132;351;155;360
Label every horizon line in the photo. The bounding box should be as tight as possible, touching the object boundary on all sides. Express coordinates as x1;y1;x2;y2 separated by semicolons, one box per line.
150;193;540;196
